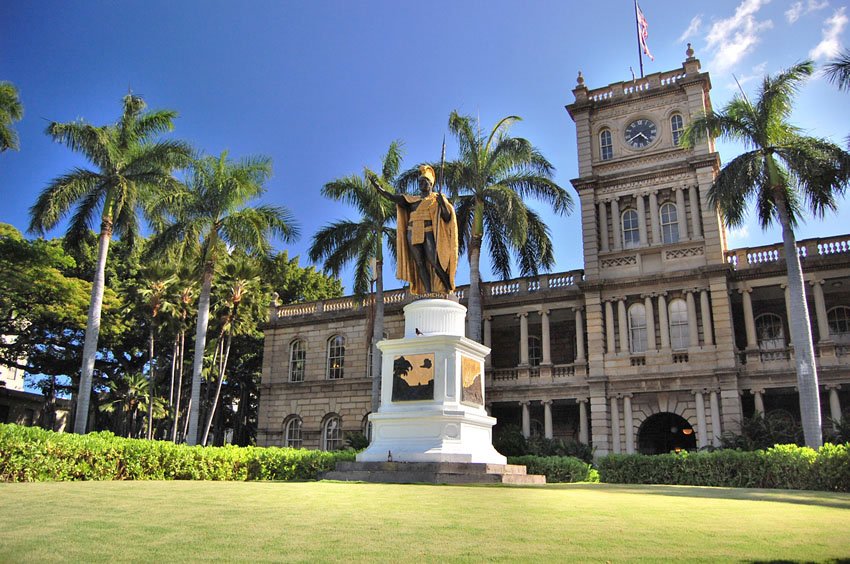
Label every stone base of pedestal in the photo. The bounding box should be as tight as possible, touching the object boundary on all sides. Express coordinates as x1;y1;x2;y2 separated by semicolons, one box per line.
322;461;546;485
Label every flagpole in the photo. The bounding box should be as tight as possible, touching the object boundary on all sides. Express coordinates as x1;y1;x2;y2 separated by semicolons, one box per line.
634;0;644;78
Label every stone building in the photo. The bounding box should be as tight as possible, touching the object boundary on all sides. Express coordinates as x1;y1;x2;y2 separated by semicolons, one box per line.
257;50;850;455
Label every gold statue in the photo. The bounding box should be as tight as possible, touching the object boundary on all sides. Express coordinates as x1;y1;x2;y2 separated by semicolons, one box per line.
372;165;457;295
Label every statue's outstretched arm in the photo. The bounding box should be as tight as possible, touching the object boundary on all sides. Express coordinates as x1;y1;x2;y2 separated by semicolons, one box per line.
368;172;407;206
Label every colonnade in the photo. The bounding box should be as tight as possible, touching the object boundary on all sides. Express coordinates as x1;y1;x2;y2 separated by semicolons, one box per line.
483;308;586;367
518;398;590;443
597;186;702;251
603;289;714;354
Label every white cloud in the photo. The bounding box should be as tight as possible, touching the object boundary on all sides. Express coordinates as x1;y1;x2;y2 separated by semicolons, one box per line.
705;0;774;73
785;0;829;23
725;61;769;90
786;2;804;23
809;7;848;60
678;15;703;43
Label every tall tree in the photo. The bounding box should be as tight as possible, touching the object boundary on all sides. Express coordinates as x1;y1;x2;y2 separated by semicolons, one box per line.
0;81;23;152
682;61;850;448
402;112;572;342
148;151;298;445
28;94;191;434
309;141;401;412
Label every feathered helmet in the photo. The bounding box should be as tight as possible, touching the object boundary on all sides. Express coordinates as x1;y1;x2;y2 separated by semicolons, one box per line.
419;165;436;186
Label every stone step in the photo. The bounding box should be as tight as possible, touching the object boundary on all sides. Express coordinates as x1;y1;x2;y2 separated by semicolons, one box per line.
321;461;546;485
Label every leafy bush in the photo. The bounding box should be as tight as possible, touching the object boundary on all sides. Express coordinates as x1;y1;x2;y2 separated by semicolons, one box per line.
720;412;804;450
0;423;354;482
493;425;594;463
598;443;849;492
508;455;598;483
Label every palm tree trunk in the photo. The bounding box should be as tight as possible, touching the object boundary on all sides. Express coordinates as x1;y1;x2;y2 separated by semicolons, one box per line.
370;256;384;414
146;328;155;440
776;198;822;448
168;339;177;409
186;265;213;445
467;234;483;342
171;331;185;442
73;217;113;434
202;331;232;445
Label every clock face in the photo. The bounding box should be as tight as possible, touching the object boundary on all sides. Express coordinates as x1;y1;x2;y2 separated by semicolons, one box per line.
624;119;658;149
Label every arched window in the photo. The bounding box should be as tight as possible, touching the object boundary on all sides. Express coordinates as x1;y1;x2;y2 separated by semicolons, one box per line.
528;335;542;367
671;114;684;146
326;335;345;380
322;415;343;451
283;416;302;448
361;414;373;443
668;298;689;350
628;303;648;353
289;339;306;382
660;202;679;244
622;209;640;248
600;129;613;161
755;313;786;350
827;306;850;343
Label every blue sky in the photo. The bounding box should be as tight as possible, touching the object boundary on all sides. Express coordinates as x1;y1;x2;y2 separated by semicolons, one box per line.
1;0;848;294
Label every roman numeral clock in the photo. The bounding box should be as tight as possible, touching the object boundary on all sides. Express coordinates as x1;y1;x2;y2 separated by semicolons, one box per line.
624;118;657;148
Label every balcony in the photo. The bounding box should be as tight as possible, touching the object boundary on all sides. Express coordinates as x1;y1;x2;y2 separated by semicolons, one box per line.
724;234;850;271
485;362;588;389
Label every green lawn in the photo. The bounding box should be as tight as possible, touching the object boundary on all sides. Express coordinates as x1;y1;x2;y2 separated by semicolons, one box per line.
1;481;848;562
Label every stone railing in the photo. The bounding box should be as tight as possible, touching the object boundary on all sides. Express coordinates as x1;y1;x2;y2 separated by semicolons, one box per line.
724;234;850;270
585;69;687;102
272;270;584;320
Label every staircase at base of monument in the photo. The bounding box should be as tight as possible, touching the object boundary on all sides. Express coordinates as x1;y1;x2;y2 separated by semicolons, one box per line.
322;461;546;485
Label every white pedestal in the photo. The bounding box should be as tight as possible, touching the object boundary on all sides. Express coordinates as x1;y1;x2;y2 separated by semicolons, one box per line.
357;299;506;464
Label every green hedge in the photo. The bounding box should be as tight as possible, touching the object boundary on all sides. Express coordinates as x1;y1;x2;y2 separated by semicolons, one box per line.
598;443;850;492
0;424;354;482
508;455;599;483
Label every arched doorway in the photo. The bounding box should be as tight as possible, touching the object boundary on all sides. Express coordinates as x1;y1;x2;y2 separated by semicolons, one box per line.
637;412;697;454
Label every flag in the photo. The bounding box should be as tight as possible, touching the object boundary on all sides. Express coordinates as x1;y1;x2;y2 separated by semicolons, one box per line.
637;2;654;61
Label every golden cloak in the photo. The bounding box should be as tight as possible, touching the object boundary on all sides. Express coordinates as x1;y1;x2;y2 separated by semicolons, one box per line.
396;192;458;295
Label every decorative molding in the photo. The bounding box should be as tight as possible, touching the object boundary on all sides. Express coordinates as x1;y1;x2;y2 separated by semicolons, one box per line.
601;255;638;268
665;246;704;260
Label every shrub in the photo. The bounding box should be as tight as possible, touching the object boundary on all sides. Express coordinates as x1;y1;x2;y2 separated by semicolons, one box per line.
720;411;804;450
0;423;354;482
507;455;598;483
597;443;849;492
493;425;594;463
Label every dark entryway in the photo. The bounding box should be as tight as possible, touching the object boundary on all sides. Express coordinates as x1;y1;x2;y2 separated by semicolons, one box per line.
637;412;697;454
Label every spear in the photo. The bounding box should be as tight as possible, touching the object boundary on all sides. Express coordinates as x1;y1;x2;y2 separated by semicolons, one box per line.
437;134;446;194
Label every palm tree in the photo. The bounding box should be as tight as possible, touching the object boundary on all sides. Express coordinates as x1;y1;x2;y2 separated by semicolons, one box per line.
401;112;572;342
824;48;850;92
0;81;23;152
309;141;401;413
148;151;298;445
28;94;191;435
682;61;850;448
201;254;262;445
135;265;175;439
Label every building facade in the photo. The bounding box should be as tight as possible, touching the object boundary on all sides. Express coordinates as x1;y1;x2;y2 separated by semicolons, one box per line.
257;50;850;455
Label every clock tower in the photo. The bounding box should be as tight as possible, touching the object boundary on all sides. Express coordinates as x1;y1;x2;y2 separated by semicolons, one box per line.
565;46;741;455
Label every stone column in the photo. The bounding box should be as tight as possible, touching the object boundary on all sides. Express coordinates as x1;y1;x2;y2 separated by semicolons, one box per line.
675;187;689;240
709;390;722;447
644;295;656;351
828;386;842;429
578;399;589;445
521;401;531;438
649;191;661;245
598;201;609;252
611;197;622;251
605;300;616;354
811;280;830;342
618;299;629;355
519;312;529;366
574;307;586;362
543;400;553;439
686;291;699;347
752;388;765;415
610;396;621;454
741;289;757;349
694;390;708;448
636;193;647;246
540;310;552;365
689;185;702;239
483;316;492;368
623;394;635;454
658;293;670;350
700;290;714;346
